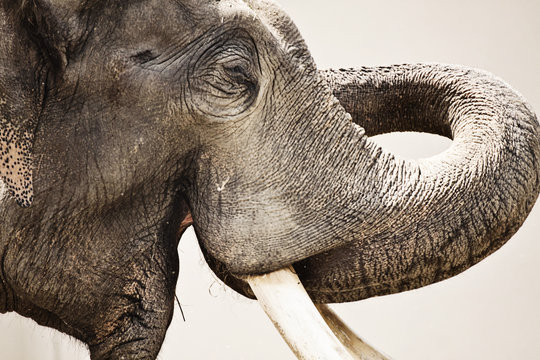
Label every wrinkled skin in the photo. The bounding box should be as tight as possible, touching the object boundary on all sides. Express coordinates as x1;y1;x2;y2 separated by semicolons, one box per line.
0;0;539;359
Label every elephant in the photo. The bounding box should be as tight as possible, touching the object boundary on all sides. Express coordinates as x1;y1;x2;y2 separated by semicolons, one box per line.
1;0;539;359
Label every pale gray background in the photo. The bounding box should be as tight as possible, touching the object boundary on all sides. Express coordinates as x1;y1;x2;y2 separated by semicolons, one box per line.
1;0;539;359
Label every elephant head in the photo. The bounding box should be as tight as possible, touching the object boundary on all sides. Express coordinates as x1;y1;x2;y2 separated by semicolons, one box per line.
0;0;538;359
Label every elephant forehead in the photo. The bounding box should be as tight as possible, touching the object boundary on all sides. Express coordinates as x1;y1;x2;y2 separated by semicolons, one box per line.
111;0;283;50
217;0;255;14
215;0;292;47
179;0;258;21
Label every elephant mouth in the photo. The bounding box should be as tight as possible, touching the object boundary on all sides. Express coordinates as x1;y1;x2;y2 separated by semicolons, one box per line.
175;214;387;359
178;212;193;237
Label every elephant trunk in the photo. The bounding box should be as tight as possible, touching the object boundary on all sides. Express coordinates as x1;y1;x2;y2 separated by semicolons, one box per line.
201;64;540;302
194;63;539;292
294;64;540;302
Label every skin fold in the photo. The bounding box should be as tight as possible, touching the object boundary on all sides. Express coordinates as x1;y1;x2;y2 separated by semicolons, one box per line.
0;0;538;359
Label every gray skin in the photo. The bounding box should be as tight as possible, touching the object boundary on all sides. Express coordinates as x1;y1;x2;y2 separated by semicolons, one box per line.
0;0;539;359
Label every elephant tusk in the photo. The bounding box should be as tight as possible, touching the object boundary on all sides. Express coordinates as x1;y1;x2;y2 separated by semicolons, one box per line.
245;266;389;359
245;266;353;359
316;304;390;360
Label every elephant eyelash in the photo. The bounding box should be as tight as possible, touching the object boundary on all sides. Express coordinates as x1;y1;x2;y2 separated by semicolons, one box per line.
223;63;253;85
131;50;159;64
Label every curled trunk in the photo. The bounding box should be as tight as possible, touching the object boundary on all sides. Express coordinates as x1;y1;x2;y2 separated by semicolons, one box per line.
207;64;540;302
296;64;540;302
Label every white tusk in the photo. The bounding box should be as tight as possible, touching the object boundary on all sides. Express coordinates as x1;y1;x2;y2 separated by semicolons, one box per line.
316;304;390;360
245;266;354;359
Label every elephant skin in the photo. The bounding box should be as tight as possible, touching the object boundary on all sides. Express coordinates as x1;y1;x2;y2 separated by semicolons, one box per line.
0;0;539;359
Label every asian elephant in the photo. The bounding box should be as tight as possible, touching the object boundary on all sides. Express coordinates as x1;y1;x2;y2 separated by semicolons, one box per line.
0;0;539;359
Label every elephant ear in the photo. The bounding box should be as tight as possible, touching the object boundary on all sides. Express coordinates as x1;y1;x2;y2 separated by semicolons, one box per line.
0;5;40;207
0;0;83;207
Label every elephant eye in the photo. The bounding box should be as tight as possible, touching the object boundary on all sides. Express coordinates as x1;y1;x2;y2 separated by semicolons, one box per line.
219;56;258;95
223;63;251;84
189;30;261;121
217;48;255;81
131;49;158;64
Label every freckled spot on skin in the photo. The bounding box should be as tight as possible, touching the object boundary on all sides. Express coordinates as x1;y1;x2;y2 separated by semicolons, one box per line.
0;119;34;207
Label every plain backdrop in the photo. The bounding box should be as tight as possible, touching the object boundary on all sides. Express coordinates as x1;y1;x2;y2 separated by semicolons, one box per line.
1;0;539;359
